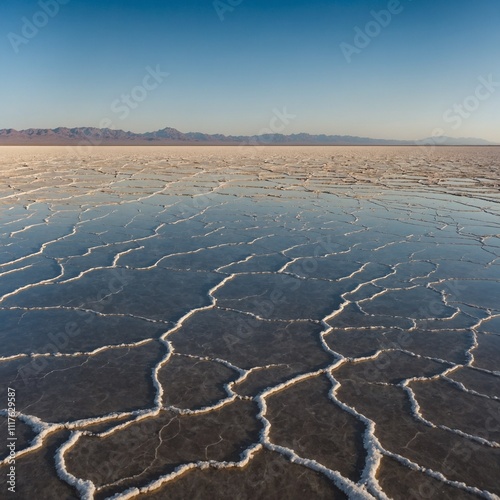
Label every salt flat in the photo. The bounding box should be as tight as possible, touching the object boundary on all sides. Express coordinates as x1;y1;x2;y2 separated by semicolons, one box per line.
0;146;499;499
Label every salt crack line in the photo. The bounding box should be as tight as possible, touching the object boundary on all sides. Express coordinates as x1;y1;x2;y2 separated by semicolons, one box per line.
0;304;173;325
401;378;500;448
379;447;500;499
217;305;311;323
215;253;254;272
0;264;34;278
9;220;50;237
327;371;388;499
343;347;453;368
141;241;245;270
253;365;376;498
162;355;250;416
0;411;56;466
0;225;78;270
0;261;65;305
442;374;500;401
267;442;375;499
107;443;263;500
55;431;97;500
4;339;155;363
112;246;145;267
149;274;237;410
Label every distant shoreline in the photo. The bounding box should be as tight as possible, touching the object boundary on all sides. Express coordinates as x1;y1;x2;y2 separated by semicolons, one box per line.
0;143;498;147
1;127;496;147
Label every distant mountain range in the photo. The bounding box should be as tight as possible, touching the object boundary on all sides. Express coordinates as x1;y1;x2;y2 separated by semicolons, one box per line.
0;127;497;146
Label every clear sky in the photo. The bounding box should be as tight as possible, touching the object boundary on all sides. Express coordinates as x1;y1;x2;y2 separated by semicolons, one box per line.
1;0;499;141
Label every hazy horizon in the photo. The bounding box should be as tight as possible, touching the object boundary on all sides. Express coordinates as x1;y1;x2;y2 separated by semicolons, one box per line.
1;125;499;145
2;0;500;142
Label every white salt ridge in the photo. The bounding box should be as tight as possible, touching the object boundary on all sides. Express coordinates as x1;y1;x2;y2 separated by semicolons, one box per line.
107;443;263;499
149;273;238;411
343;347;453;367
0;411;55;465
0;225;78;270
327;371;387;499
0;261;65;304
2;339;154;363
443;374;500;401
0;263;34;278
402;378;500;448
0;353;30;362
267;442;375;499
9;220;49;237
217;305;304;323
2;304;172;325
381;447;500;499
254;365;375;499
2;211;36;226
146;240;246;269
215;253;255;271
55;431;97;500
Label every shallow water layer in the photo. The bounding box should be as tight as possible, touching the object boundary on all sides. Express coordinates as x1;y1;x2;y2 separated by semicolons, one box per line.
0;146;499;499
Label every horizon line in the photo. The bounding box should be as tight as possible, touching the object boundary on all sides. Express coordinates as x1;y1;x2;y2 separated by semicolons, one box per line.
0;126;498;146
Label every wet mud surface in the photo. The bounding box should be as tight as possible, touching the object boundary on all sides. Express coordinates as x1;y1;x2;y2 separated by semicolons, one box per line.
0;146;499;498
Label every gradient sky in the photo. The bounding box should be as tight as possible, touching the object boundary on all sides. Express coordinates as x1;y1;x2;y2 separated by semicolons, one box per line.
1;0;499;141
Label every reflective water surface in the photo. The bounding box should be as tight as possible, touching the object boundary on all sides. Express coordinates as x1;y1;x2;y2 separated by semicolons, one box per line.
0;146;499;499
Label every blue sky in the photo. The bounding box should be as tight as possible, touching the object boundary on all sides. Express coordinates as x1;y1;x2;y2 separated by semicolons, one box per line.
1;0;499;141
